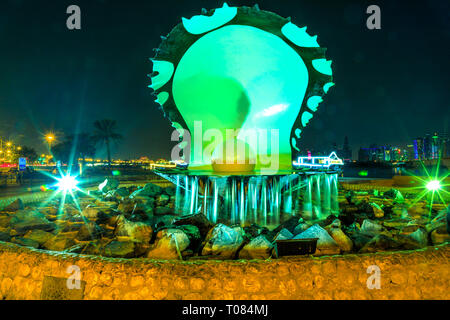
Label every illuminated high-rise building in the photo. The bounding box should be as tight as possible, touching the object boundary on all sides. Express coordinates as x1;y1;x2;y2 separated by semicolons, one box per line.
413;137;424;160
423;134;433;159
412;133;449;160
341;136;352;161
441;133;450;158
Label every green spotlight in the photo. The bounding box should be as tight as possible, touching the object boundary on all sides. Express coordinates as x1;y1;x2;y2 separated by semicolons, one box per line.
56;174;79;192
358;170;368;177
426;180;441;191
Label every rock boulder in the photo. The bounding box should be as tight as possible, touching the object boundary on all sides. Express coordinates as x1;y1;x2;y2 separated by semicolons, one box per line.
202;224;244;259
239;235;273;259
10;210;55;234
104;240;135;258
23;229;54;245
294;224;340;255
360;234;402;253
99;178;120;193
329;227;353;253
4;199;24;212
273;228;293;241
173;212;214;237
115;216;153;243
147;228;189;260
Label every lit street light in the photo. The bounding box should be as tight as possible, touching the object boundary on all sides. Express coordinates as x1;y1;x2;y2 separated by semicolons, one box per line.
45;134;55;143
45;133;56;152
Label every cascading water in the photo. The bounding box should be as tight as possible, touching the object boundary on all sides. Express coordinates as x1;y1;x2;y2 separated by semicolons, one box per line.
302;173;339;220
157;172;339;227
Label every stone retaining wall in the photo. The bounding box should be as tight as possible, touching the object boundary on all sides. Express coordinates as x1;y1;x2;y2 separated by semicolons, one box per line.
0;241;448;300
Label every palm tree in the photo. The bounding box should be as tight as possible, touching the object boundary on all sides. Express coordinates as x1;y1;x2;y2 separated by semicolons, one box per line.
51;133;96;175
74;133;96;164
92;120;123;167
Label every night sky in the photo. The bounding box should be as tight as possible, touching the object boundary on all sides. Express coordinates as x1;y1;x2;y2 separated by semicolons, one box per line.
0;0;449;160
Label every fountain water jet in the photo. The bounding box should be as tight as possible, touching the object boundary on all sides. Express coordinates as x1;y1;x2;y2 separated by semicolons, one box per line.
157;171;339;227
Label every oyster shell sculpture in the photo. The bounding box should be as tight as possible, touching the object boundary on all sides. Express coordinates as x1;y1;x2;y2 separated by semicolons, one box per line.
150;3;334;173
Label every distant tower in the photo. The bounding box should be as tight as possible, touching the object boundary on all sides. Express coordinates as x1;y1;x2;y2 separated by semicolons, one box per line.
431;132;440;159
342;136;352;160
441;132;450;158
413;138;424;160
423;134;432;159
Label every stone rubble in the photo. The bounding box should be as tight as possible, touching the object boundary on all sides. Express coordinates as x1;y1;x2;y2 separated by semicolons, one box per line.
0;182;447;260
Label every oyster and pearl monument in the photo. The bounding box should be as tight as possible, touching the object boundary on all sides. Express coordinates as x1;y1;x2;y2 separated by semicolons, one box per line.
149;3;339;226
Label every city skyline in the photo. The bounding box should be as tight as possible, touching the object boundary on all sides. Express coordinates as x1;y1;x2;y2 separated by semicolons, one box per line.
3;130;449;163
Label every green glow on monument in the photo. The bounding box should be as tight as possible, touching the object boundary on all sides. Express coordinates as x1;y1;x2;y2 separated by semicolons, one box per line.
151;4;334;173
173;25;309;170
149;60;174;91
182;3;237;35
323;82;335;94
281;22;319;48
307;96;323;111
312;59;333;76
